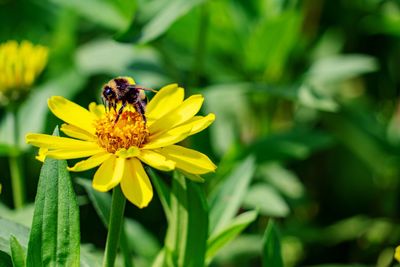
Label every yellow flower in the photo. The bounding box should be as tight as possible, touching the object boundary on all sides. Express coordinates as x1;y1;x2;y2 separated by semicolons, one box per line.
26;82;216;208
0;40;48;104
395;245;400;262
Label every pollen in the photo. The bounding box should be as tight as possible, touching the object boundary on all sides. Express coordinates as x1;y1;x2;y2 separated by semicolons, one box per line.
95;109;149;154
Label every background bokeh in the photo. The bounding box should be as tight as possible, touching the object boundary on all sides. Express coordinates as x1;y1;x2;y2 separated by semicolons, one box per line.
1;0;400;266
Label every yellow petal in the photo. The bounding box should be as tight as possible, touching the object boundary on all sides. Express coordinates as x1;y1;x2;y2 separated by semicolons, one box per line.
26;133;99;149
89;102;106;118
36;147;47;162
60;124;96;141
146;84;183;122
138;150;175;171
395;246;400;263
148;95;204;134
186;113;216;136
48;96;97;134
68;152;111;172
120;158;153;208
93;156;124;192
45;147;104;159
143;123;192;150
151;113;215;141
115;146;140;159
156;145;216;174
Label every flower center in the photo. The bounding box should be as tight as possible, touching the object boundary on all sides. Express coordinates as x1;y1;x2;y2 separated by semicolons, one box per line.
95;109;149;153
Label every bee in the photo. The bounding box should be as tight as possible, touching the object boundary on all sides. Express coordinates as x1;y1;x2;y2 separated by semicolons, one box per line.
101;77;156;123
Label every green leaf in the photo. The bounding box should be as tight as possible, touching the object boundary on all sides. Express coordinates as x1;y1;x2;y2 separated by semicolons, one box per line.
120;0;206;44
206;210;258;263
259;163;304;199
76;177;160;261
243;184;290;217
209;156;256;234
0;251;12;267
50;0;135;30
0;203;35;228
9;236;25;267
146;167;171;220
0;219;29;255
164;171;208;267
262;221;283;267
26;128;80;267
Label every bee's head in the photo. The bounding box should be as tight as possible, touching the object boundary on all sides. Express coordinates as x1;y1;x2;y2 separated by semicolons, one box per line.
102;85;116;102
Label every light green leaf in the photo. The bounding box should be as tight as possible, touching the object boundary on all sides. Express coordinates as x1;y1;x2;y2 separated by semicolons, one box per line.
212;234;262;264
209;156;255;234
306;54;378;83
9;236;25;267
50;0;135;30
26;128;80;267
164;171;208;267
0;203;35;228
206;210;258;263
0;219;29;255
262;221;283;267
128;0;206;44
243;184;290;217
259;163;304;199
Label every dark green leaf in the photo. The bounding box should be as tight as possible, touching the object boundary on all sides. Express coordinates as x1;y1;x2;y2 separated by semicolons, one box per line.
0;251;12;267
9;236;25;267
146;167;171;220
164;171;208;267
262;221;283;267
26;128;80;267
206;210;258;263
209;156;255;234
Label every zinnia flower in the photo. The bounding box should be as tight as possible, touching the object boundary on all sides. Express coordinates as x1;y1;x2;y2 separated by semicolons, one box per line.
26;80;216;208
0;40;48;105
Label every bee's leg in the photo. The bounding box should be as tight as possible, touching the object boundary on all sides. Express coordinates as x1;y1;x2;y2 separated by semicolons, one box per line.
115;101;126;123
134;101;147;123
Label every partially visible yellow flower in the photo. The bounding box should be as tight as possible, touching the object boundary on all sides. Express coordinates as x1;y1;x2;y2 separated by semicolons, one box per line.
0;40;48;104
395;245;400;262
26;82;216;208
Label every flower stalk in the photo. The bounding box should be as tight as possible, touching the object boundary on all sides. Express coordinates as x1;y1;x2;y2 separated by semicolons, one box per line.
9;107;25;209
103;185;127;267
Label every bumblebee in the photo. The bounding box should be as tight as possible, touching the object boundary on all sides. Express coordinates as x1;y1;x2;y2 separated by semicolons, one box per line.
101;77;156;122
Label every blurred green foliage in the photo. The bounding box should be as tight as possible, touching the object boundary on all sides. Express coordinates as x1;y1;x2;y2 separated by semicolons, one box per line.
1;0;400;266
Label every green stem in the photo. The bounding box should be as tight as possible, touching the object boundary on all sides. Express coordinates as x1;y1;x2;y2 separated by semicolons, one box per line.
189;3;209;87
9;107;25;209
103;186;127;267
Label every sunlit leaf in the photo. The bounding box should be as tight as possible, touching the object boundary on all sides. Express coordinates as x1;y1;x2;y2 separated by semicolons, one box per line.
206;210;258;263
9;236;25;267
243;184;289;217
0;219;29;256
209;156;255;234
50;0;136;30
